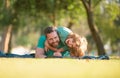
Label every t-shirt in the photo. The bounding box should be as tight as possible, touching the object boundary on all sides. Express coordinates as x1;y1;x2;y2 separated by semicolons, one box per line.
56;26;72;51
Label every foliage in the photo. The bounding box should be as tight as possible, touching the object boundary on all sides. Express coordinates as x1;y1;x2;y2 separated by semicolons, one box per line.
16;35;30;46
95;0;120;44
0;0;120;53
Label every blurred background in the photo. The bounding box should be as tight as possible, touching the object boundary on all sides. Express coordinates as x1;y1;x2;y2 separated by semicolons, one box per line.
0;0;120;57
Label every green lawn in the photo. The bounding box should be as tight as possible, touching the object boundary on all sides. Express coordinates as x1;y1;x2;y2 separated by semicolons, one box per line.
0;58;120;78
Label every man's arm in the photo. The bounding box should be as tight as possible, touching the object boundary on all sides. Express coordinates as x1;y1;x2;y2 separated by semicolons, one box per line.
35;48;46;58
35;35;46;58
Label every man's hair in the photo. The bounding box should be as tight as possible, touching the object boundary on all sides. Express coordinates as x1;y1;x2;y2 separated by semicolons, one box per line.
44;26;56;36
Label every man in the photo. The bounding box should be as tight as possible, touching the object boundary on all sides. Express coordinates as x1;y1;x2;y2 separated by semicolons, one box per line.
35;26;70;58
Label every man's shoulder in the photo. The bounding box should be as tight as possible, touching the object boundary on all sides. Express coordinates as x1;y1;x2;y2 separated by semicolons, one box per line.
39;35;46;40
57;26;72;32
37;35;46;48
57;26;66;29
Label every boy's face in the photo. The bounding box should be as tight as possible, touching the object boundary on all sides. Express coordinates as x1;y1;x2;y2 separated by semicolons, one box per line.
66;38;80;49
46;31;60;47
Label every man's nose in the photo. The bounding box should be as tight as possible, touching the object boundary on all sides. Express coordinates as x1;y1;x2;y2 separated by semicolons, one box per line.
53;39;56;42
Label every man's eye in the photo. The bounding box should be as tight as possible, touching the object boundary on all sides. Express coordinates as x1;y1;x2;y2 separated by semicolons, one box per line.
55;36;57;38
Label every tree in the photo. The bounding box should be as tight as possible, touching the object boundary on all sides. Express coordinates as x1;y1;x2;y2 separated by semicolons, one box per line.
95;0;120;53
81;0;106;55
0;0;15;53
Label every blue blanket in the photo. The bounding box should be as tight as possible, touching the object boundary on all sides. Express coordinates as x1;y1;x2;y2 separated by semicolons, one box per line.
0;50;109;60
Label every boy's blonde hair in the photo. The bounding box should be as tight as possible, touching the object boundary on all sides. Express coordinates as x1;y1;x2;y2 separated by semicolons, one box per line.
79;36;88;56
68;34;88;57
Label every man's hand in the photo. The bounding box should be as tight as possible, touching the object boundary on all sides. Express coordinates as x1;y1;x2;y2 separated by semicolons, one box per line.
35;48;46;58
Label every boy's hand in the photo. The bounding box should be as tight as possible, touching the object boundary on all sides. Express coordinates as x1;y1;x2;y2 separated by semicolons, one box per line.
53;52;62;56
57;48;64;53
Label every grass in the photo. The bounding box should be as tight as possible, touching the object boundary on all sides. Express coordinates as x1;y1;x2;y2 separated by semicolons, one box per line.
0;58;120;78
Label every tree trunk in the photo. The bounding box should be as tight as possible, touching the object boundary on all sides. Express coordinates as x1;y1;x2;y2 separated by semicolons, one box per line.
67;20;73;29
87;9;105;55
0;25;12;53
82;0;106;55
0;0;13;53
51;0;57;27
0;31;6;52
4;25;13;53
52;11;57;27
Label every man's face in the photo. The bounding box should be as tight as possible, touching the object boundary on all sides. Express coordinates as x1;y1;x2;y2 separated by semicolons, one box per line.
46;31;60;47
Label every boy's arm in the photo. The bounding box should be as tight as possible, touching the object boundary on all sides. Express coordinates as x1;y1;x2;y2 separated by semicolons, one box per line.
46;43;63;52
47;45;67;53
45;40;64;52
45;40;68;53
